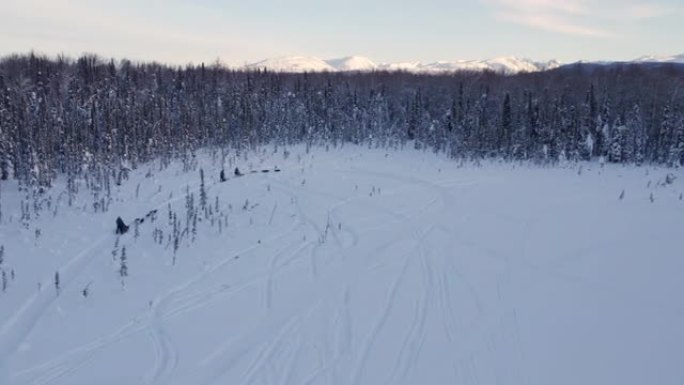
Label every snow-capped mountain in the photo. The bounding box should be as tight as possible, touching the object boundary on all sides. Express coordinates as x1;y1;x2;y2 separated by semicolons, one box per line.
633;53;684;63
387;57;561;75
245;55;560;74
325;56;378;71
246;56;336;72
244;53;684;74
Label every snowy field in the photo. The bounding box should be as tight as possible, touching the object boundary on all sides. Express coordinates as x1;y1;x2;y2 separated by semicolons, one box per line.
0;145;683;385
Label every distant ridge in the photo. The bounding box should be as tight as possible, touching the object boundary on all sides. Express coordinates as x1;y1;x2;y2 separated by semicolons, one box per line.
633;53;684;63
244;53;684;75
245;55;560;74
325;56;378;71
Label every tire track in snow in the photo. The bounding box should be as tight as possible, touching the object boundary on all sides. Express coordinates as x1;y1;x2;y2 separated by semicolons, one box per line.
160;243;309;324
142;299;179;385
431;229;461;344
301;288;354;385
194;307;311;385
0;233;111;384
17;350;97;385
384;227;434;385
328;166;472;385
436;268;460;343
263;240;313;311
269;181;356;280
246;169;437;381
16;316;149;385
335;288;353;360
6;156;291;383
16;155;489;385
137;217;304;385
9;173;250;384
279;335;305;385
272;177;438;272
16;212;302;385
188;161;456;385
282;166;449;385
433;227;488;343
239;315;301;385
347;228;433;385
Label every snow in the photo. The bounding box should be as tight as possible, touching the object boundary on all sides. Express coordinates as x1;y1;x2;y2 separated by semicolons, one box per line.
246;56;336;72
381;61;425;72
634;53;684;63
245;56;561;74
325;56;378;72
245;52;684;74
406;57;561;75
1;146;683;385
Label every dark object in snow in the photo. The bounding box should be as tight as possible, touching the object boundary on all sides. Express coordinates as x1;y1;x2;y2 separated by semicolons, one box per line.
274;167;281;172
115;217;129;234
234;167;242;177
665;173;676;185
135;217;144;224
220;169;227;182
54;271;60;295
261;169;270;173
82;282;92;298
145;209;158;218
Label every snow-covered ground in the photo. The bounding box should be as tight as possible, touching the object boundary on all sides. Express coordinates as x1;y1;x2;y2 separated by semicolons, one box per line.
0;146;683;385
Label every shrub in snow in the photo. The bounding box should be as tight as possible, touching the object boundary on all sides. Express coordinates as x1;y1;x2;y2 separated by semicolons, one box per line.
665;173;676;185
115;217;129;234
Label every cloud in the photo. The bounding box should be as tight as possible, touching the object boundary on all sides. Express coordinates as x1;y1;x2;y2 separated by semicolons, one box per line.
484;0;676;37
492;0;589;16
497;12;612;37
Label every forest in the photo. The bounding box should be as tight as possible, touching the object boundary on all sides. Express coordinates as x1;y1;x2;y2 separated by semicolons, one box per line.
1;53;683;189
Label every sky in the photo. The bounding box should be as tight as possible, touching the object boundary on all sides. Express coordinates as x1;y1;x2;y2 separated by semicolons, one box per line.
0;0;682;66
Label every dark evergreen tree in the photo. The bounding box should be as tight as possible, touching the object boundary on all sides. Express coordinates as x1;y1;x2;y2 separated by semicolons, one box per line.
119;247;128;277
0;51;681;195
501;92;512;156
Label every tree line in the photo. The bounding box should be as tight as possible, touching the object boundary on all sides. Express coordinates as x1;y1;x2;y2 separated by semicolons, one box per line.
1;52;683;189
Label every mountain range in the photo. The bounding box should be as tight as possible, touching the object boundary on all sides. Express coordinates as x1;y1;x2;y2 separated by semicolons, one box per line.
244;53;684;74
633;53;684;63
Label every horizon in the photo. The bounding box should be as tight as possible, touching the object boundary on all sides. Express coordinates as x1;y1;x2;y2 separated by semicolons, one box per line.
2;50;682;70
1;0;682;67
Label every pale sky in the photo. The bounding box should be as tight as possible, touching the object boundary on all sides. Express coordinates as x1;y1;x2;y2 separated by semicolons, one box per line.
0;0;682;65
